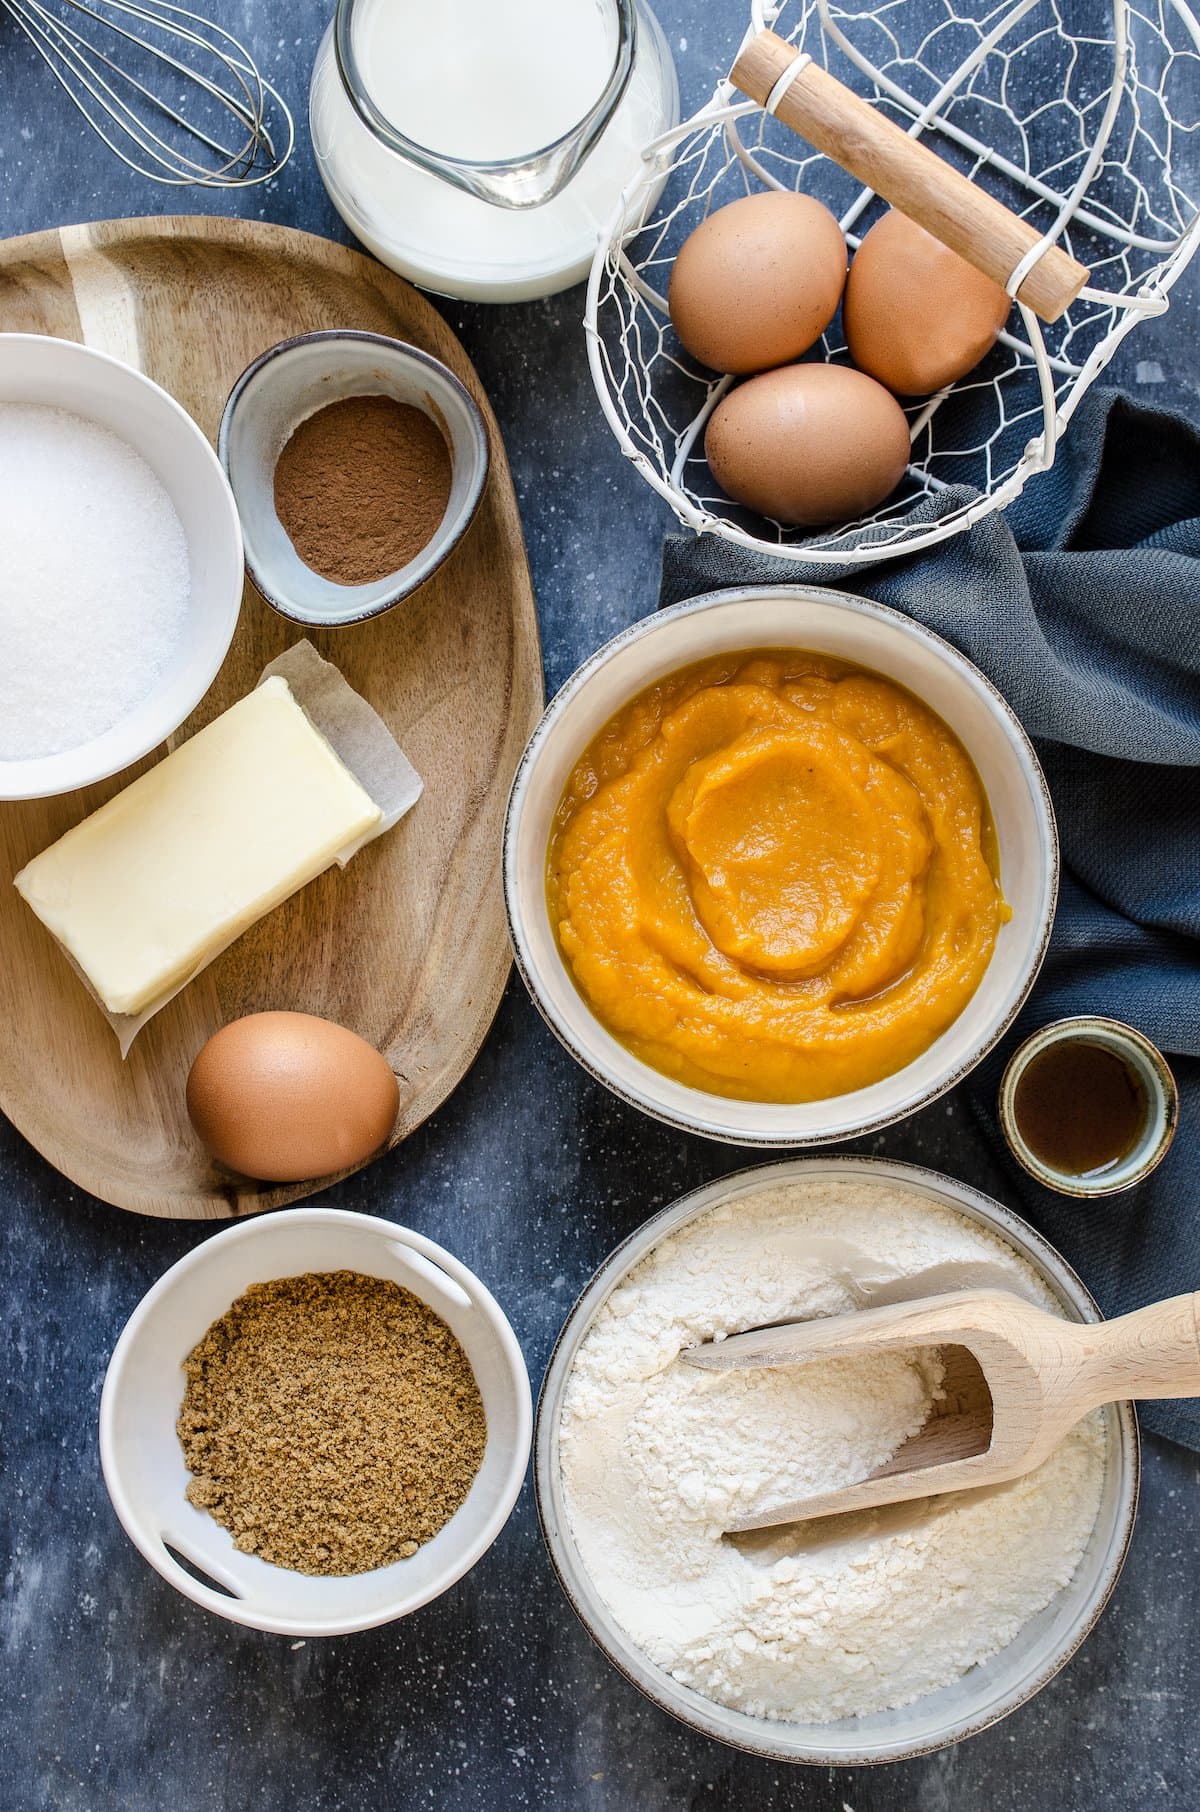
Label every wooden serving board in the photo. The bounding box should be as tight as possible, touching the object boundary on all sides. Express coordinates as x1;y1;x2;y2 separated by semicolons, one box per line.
0;217;543;1219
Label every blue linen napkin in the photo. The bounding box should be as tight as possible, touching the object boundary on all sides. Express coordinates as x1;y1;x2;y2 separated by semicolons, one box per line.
660;387;1200;1449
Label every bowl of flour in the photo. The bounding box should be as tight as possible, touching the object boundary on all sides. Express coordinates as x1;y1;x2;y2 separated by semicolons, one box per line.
537;1159;1138;1763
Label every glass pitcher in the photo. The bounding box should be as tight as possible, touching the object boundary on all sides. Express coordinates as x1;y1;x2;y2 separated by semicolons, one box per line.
311;0;678;303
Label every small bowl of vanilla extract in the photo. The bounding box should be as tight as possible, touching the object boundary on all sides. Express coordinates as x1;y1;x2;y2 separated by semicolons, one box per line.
999;1016;1179;1197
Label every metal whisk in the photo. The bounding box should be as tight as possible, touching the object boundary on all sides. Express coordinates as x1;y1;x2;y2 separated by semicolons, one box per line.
2;0;293;186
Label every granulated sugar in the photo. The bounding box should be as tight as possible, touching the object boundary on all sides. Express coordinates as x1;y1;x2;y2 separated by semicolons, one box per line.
559;1179;1107;1724
0;404;189;760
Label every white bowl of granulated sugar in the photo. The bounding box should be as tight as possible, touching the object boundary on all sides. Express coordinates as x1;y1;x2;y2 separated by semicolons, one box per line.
537;1157;1139;1765
0;333;243;800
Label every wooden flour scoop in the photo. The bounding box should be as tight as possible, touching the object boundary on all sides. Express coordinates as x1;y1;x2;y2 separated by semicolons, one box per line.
684;1288;1200;1529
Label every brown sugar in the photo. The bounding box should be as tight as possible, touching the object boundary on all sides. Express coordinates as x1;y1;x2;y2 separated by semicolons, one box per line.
177;1270;486;1575
273;394;453;586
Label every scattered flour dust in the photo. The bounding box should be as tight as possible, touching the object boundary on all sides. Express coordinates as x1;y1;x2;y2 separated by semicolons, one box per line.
0;404;189;760
559;1178;1107;1725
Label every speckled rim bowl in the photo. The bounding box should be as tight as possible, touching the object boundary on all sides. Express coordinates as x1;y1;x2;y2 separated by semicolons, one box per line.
99;1207;531;1636
999;1015;1180;1196
535;1157;1139;1765
503;586;1059;1145
218;329;489;627
0;333;243;801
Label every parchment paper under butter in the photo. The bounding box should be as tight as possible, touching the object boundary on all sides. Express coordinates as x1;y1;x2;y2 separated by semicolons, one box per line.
64;638;422;1056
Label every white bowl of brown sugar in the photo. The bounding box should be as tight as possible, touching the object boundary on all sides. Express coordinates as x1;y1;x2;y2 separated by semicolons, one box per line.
218;330;489;627
99;1208;531;1635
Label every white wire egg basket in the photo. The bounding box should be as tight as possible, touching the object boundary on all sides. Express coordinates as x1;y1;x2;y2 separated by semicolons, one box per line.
585;0;1200;563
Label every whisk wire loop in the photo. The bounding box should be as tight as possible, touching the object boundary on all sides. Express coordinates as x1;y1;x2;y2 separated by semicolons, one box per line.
1;0;293;187
9;0;254;181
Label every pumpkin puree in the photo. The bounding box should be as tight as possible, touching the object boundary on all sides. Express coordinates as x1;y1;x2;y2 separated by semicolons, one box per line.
547;650;1006;1102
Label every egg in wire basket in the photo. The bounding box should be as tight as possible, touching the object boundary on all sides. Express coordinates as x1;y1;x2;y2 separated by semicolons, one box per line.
584;0;1200;565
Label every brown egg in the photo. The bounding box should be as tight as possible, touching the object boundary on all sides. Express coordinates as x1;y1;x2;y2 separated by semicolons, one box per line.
844;209;1012;395
705;363;911;527
186;1011;400;1182
668;191;847;375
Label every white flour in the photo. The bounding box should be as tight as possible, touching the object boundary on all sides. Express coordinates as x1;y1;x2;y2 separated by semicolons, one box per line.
559;1179;1106;1724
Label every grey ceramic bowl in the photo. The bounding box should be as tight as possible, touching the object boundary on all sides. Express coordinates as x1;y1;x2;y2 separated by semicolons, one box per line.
219;329;488;626
504;586;1059;1145
536;1157;1139;1765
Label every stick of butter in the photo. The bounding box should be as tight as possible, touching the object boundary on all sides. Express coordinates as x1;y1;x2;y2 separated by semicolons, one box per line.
15;675;383;1017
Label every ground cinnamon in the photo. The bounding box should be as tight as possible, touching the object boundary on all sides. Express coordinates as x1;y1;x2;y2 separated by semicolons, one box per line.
274;393;453;586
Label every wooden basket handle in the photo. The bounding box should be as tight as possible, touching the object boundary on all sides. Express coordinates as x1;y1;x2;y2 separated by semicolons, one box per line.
729;28;1090;324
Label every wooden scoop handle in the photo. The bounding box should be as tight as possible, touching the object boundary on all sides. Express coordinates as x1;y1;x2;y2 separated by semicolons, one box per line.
729;28;1089;324
1074;1292;1200;1407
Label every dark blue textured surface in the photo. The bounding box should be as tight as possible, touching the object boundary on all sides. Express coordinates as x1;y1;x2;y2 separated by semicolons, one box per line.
1;5;1198;1808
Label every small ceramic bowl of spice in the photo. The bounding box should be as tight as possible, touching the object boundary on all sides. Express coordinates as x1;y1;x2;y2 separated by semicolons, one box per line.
99;1207;530;1635
999;1015;1179;1197
219;330;489;627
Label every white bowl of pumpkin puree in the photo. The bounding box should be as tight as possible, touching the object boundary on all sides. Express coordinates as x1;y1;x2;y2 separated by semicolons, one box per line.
503;587;1057;1145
